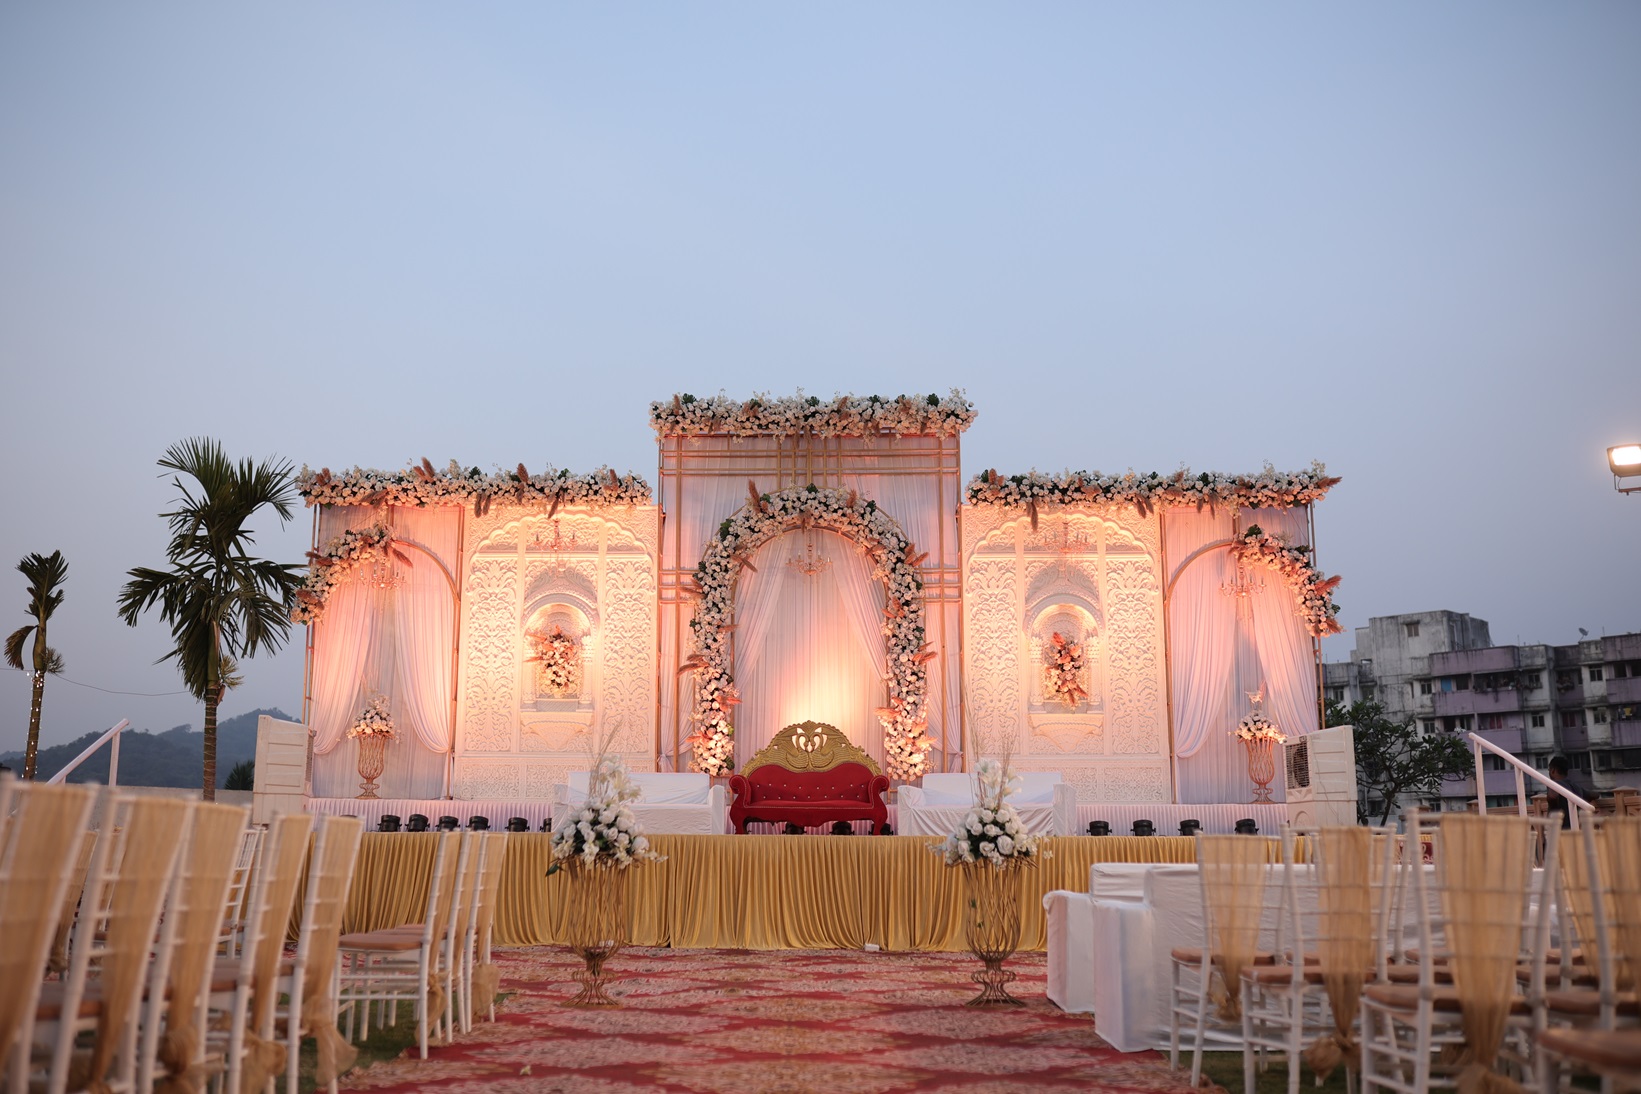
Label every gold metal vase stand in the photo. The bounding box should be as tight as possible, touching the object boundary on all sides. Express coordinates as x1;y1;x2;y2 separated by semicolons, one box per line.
355;735;386;799
1244;736;1277;805
562;861;629;1007
960;860;1027;1006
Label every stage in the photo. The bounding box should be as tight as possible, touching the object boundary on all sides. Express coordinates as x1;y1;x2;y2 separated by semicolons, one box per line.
330;831;1281;951
308;797;1293;837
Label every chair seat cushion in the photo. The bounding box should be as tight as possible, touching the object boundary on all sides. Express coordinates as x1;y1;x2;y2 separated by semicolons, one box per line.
1539;1028;1641;1071
1362;983;1530;1015
1543;989;1641;1017
1170;948;1282;967
35;981;103;1021
338;930;425;952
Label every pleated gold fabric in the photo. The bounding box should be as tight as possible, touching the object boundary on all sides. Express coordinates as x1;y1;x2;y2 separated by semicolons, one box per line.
339;833;1199;951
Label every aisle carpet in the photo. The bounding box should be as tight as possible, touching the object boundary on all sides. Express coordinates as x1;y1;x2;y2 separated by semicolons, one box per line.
339;947;1196;1094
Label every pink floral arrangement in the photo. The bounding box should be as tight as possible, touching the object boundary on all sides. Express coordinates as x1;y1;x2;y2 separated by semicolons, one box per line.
1043;632;1088;706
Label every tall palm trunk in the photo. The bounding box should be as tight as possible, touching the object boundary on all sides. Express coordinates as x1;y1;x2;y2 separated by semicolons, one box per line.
23;670;45;779
202;684;219;801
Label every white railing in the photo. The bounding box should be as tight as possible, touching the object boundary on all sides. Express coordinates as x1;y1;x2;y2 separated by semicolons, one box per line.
46;719;130;786
1468;731;1595;830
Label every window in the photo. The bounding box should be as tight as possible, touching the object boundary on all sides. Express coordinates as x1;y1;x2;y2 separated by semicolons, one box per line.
1422;720;1436;734
1590;666;1605;683
1456;675;1472;691
1328;688;1346;701
1479;714;1506;731
1557;671;1578;691
1482;753;1507;771
1595;752;1613;771
1520;673;1541;690
1595;707;1610;724
1419;680;1433;695
1441;678;1455;692
1362;684;1377;700
1617;663;1629;679
1561;710;1587;729
1405;621;1421;638
1531;714;1546;728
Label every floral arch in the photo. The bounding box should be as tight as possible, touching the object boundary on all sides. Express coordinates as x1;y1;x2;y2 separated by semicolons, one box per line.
683;484;936;779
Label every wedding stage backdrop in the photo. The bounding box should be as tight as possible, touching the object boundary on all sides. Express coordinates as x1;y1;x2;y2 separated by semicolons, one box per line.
291;392;1343;820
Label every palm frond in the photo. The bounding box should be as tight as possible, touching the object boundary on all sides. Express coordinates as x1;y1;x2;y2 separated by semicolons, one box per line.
4;625;32;671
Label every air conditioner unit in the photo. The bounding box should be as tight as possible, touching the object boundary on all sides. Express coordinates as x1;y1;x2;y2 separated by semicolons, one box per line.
1285;725;1357;827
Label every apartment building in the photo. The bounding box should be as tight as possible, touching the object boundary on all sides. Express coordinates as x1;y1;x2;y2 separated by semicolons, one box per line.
1324;613;1641;811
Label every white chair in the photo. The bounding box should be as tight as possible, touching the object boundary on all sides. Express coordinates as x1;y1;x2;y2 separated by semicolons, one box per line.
217;824;264;958
1360;812;1558;1094
469;832;510;1025
267;815;365;1094
338;830;461;1059
31;794;193;1094
553;770;726;835
0;778;99;1093
898;771;1077;838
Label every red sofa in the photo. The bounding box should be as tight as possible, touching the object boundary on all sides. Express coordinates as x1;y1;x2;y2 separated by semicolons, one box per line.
728;721;890;834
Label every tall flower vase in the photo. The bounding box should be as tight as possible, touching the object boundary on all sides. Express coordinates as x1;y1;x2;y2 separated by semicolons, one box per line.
355;735;387;799
1244;736;1277;804
562;861;629;1007
960;860;1026;1006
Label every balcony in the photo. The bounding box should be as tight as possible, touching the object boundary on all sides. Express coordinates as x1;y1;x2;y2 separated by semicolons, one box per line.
1609;676;1641;705
1432;647;1521;675
1614;722;1641;749
1473;727;1524;754
1432;689;1523;717
1562;726;1592;751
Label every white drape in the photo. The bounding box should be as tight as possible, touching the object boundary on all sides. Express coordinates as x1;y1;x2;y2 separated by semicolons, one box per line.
391;508;457;755
1247;507;1320;741
1164;508;1238;761
309;581;379;757
733;531;885;769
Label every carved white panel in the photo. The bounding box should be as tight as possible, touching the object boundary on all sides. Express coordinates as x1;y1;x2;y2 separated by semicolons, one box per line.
1101;764;1171;803
460;558;519;751
601;558;657;756
964;559;1019;751
1028;715;1104;754
1104;557;1165;754
457;761;524;799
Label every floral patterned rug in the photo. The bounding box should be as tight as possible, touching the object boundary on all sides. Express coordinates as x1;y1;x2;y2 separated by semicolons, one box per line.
339;946;1196;1093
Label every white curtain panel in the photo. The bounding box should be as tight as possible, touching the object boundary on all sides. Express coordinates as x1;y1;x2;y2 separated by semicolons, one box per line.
390;507;458;755
733;532;884;769
1163;508;1237;760
663;474;751;768
1247;506;1320;740
843;470;956;764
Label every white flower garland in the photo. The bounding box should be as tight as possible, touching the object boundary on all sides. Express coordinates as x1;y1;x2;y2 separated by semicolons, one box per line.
939;758;1044;867
529;626;580;697
650;391;976;439
549;755;663;872
348;693;397;741
1043;632;1088;706
682;483;936;779
291;525;407;625
965;461;1339;516
296;460;651;513
1233;707;1286;744
1230;525;1344;637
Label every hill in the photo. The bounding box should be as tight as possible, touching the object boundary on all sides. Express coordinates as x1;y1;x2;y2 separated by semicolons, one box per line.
0;707;294;788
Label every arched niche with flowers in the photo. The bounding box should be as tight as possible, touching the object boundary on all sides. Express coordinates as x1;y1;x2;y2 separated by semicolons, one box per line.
521;576;598;712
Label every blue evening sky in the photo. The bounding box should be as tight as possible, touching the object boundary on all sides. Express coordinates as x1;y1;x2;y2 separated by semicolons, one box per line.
2;3;1638;754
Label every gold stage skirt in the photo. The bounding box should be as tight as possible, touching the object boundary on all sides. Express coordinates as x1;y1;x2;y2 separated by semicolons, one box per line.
337;833;1199;951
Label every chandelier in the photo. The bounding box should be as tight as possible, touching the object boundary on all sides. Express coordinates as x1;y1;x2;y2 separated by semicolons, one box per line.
1221;559;1265;599
529;520;578;572
1051;520;1091;573
364;556;403;592
788;527;831;577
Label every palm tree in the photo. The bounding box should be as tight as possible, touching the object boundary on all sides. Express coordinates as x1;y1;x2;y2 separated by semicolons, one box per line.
118;438;302;800
5;550;69;779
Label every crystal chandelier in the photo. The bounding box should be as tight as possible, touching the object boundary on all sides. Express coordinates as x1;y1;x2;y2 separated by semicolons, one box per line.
1221;559;1265;599
1051;520;1091;573
529;520;578;572
364;555;403;592
788;527;831;577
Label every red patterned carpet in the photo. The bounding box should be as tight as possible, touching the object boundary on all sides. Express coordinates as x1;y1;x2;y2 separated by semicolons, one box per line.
339;947;1194;1093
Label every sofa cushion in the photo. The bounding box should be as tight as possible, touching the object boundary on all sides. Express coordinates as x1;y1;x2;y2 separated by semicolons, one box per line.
747;762;876;804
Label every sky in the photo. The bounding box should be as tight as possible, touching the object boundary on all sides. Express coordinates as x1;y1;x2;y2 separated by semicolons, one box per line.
2;3;1638;759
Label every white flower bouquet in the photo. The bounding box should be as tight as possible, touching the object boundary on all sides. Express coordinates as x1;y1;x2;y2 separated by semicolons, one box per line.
528;625;581;696
1232;705;1286;744
939;758;1044;868
549;755;663;873
347;694;397;741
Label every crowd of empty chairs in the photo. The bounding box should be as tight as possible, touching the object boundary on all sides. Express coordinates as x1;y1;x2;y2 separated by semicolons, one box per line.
1168;812;1641;1093
0;774;512;1093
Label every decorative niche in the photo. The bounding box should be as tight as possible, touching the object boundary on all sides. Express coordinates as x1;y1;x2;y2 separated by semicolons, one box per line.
1026;597;1105;753
518;574;598;752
